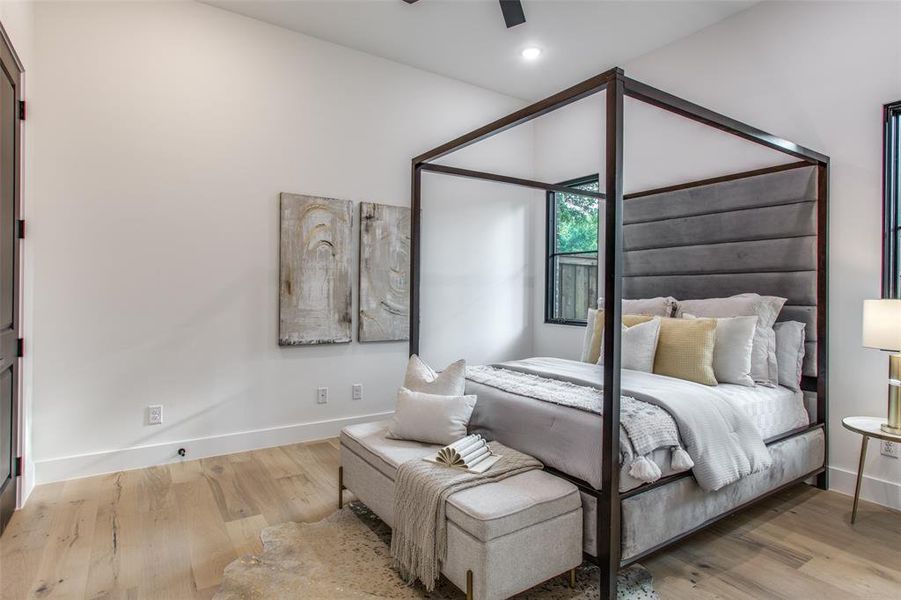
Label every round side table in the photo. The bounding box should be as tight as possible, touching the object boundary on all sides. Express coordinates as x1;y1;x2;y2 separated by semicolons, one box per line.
841;416;901;524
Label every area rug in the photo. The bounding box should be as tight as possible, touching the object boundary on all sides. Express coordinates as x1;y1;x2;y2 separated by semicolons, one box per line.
215;502;658;599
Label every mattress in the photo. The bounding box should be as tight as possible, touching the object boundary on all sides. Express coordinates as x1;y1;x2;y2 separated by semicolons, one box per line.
466;358;809;491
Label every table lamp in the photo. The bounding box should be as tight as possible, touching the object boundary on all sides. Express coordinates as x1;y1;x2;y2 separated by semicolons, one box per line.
862;298;901;434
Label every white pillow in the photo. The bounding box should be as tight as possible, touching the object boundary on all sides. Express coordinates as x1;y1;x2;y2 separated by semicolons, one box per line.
386;388;477;445
598;317;661;373
404;355;466;396
580;308;597;362
598;296;676;317
775;321;806;391
684;314;758;387
675;294;786;386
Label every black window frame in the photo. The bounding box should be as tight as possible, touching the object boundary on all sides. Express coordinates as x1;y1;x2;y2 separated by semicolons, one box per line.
884;101;901;298
545;174;600;326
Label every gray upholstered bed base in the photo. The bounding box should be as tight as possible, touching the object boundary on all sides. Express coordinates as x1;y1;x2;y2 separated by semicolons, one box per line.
581;426;825;563
342;422;824;568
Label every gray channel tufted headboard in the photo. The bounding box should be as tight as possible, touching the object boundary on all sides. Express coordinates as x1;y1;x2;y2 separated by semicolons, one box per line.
621;164;819;377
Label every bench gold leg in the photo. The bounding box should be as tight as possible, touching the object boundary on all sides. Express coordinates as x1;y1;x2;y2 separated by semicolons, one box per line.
466;569;473;600
338;466;344;510
569;567;576;588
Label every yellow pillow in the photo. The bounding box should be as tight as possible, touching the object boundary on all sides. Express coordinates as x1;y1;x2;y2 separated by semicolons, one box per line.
586;309;653;364
653;317;718;385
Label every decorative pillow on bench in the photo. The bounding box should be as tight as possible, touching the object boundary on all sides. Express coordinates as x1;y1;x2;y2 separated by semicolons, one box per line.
404;354;466;396
386;388;477;445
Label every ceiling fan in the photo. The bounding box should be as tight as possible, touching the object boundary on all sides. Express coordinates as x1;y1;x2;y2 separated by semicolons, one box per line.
402;0;527;29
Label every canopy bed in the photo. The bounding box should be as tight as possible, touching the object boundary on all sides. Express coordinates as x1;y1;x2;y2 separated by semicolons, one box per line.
408;67;828;600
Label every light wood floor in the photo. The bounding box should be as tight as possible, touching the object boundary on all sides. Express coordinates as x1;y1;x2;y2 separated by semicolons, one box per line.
0;439;898;599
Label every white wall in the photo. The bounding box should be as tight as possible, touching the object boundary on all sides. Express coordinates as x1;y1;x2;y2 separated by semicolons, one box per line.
419;174;537;367
28;0;532;482
533;1;901;508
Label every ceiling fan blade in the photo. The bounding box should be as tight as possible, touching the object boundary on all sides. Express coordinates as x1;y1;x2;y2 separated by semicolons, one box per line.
499;0;526;28
402;0;420;3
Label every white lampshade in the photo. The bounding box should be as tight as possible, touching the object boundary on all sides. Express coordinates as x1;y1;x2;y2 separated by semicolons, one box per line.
862;299;901;351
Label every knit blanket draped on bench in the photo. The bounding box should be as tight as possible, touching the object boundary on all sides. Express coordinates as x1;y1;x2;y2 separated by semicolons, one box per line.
390;442;542;592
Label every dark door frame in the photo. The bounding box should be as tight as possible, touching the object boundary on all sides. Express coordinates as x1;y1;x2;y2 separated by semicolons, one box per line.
0;18;23;535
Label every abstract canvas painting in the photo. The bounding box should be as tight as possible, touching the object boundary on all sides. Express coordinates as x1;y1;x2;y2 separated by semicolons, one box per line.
358;202;411;342
279;193;353;345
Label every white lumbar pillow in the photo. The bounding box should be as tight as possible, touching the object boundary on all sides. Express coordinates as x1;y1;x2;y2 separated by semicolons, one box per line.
404;355;466;396
386;388;477;445
684;313;757;387
598;317;661;373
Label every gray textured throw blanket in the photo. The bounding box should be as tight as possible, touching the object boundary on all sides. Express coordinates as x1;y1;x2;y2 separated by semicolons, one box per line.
390;442;541;592
474;357;772;492
466;365;688;476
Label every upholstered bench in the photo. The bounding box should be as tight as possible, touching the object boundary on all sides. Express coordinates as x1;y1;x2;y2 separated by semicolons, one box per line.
339;420;583;600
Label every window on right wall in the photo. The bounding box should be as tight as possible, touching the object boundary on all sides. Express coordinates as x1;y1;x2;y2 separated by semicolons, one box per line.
884;101;901;298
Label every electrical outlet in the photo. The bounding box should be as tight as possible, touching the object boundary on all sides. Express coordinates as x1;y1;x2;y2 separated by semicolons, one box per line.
147;405;163;426
352;383;363;401
317;387;328;404
881;440;899;459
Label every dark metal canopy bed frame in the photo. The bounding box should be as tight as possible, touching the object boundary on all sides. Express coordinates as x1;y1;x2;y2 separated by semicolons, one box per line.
408;67;829;600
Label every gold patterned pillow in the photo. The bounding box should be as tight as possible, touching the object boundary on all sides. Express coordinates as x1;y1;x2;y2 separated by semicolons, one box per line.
585;309;653;364
652;317;718;385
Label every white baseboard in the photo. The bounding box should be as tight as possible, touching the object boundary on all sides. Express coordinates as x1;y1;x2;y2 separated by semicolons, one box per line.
33;411;393;485
828;466;901;511
17;458;35;508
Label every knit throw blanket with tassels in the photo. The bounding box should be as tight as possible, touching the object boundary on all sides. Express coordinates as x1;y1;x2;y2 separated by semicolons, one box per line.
390;442;541;592
466;365;694;483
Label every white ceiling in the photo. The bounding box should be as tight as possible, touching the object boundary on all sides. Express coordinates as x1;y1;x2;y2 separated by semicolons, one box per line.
203;0;756;100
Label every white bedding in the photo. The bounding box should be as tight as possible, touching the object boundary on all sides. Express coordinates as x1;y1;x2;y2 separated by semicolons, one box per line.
712;382;809;440
466;357;809;491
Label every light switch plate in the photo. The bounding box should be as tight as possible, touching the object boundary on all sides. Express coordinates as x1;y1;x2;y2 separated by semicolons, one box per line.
352;384;363;400
317;387;328;404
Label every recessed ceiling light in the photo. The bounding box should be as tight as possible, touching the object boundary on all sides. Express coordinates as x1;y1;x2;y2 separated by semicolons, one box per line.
521;47;542;60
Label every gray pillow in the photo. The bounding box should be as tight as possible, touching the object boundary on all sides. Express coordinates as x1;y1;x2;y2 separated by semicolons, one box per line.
775;321;806;391
403;355;466;396
599;296;677;317
386;388;477;445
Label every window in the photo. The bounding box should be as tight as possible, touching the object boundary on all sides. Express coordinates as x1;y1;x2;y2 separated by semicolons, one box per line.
884;101;901;298
546;175;600;324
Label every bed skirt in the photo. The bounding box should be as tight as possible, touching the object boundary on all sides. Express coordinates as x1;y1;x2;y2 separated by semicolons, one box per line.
581;426;826;562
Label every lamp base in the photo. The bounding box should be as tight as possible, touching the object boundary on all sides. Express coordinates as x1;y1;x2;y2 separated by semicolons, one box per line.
885;354;901;436
881;423;901;435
